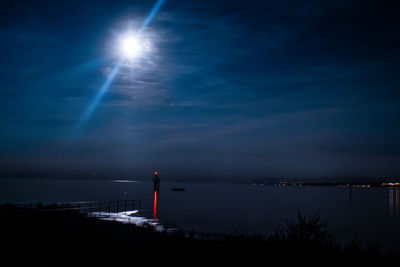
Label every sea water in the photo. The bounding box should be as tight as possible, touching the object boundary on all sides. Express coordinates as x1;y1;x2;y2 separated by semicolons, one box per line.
1;178;399;252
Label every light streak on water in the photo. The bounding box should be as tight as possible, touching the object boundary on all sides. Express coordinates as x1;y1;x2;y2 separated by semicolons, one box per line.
389;187;400;217
153;190;158;220
397;188;399;214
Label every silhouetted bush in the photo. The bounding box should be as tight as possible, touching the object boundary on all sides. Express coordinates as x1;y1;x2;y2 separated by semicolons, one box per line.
285;210;335;245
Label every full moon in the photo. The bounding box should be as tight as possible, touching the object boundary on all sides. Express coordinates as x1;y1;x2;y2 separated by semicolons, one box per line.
119;34;142;59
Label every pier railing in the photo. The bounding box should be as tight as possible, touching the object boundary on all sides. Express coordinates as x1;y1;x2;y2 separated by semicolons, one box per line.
58;200;142;216
10;199;142;218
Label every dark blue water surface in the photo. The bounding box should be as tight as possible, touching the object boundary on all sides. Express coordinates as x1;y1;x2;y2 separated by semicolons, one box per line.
1;178;399;252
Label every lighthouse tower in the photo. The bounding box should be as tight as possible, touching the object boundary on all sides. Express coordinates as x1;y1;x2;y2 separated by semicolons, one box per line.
153;170;160;192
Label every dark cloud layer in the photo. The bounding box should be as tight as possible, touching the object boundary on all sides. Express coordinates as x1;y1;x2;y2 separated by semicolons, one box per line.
1;0;400;180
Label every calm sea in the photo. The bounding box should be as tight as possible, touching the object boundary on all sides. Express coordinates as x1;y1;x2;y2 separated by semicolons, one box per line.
1;178;399;252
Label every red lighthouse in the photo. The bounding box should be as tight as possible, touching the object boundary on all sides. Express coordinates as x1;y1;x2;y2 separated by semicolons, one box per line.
153;170;160;192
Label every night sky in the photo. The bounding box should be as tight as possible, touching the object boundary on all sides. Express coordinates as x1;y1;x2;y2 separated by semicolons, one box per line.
1;0;399;181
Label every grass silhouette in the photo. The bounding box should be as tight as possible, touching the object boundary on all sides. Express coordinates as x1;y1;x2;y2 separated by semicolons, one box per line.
0;204;397;266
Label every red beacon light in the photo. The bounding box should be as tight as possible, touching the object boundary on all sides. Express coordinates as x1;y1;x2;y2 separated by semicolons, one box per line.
154;171;158;175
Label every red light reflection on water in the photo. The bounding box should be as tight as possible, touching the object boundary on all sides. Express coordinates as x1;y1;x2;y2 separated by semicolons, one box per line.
153;190;158;219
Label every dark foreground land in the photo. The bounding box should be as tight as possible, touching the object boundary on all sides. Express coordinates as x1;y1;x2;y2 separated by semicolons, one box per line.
0;204;398;267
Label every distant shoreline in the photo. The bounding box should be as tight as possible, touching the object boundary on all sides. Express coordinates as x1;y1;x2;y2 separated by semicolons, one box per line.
244;179;400;188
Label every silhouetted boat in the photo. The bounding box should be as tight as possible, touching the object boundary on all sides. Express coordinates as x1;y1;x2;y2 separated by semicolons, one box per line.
172;188;185;192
